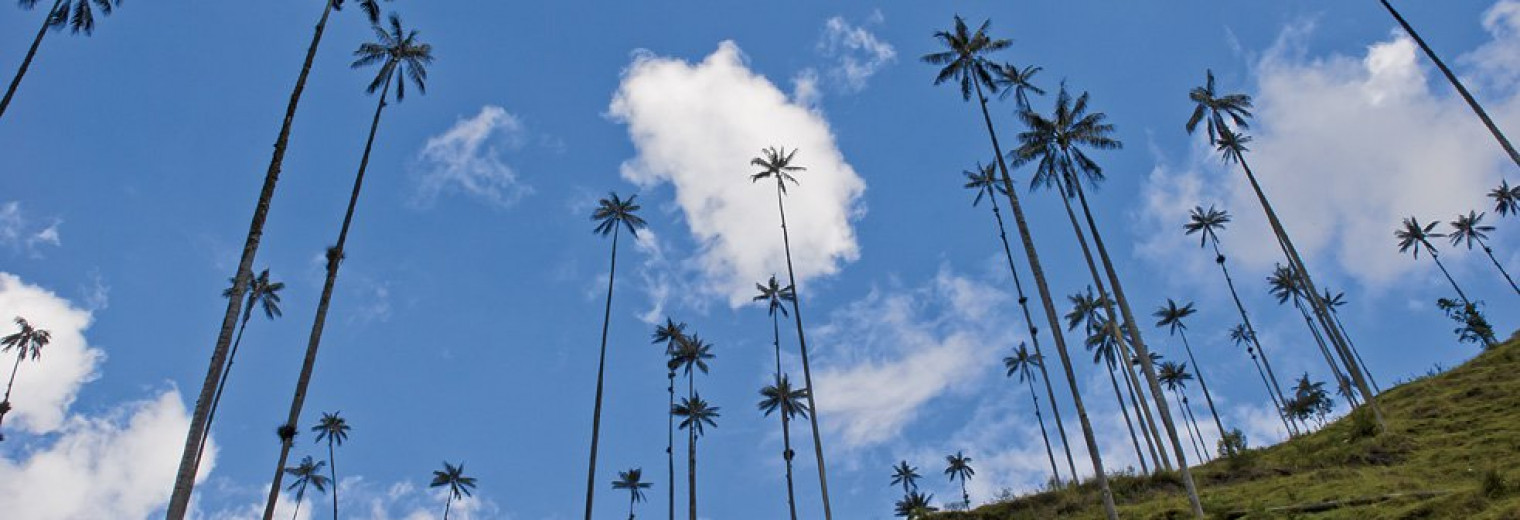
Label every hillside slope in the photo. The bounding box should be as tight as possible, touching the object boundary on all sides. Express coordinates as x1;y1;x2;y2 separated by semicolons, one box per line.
935;335;1520;519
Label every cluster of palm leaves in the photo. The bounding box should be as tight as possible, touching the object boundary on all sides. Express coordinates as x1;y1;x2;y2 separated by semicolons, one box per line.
283;452;476;520
1394;194;1518;348
0;316;51;441
882;455;972;517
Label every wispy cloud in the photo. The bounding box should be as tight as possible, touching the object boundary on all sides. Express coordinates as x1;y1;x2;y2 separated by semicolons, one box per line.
0;201;62;257
411;105;533;209
817;12;896;92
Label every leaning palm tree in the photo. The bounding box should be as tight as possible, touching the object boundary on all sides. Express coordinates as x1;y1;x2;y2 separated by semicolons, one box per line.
312;411;350;519
889;460;921;494
1318;289;1381;394
925;17;1115;513
0;317;50;441
962;161;1080;480
582;192;648;520
1449;210;1519;295
672;394;719;520
1085;318;1151;474
1230;324;1295;436
893;491;937;519
1492;180;1520;217
650;318;685;520
1003;343;1062;486
1157;362;1207;463
749;145;835;517
612;468;652;520
944;451;975;510
1154;299;1230;455
754;276;795;383
1;0;123;121
260;16;432;519
758;374;810;520
1268;264;1355;409
1397;216;1472;305
1184;69;1253;145
430;461;477;520
1069;287;1161;471
283;456;330;520
169;2;392;515
196;269;286;471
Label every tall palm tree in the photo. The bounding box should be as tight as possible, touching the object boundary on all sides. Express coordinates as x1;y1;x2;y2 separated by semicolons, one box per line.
1397;216;1471;305
754;276;795;384
889;460;921;494
312;411;350;519
945;451;975;510
1016;83;1200;509
1003;343;1062;486
1449;210;1519;295
1319;289;1381;394
758;374;810;520
169;3;390;515
925;17;1116;513
749;145;835;517
283;456;330;520
1491;180;1520;217
1230;324;1295;435
261;16;432;519
962;161;1080;480
1;0;123;121
1084;318;1151;474
650;318;685;520
1268;264;1355;409
1154;299;1230;455
580;192;647;520
197;269;286;471
672;394;718;520
430;461;477;520
612;468;652;520
1069;287;1156;471
1287;373;1333;429
0;317;50;441
894;491;937;519
1156;362;1207;463
1184;70;1253;145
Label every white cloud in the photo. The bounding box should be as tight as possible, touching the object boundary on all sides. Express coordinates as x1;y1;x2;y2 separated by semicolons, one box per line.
609;41;868;306
817;13;897;92
0;272;104;434
0;201;62;257
791;68;822;108
411;105;533;209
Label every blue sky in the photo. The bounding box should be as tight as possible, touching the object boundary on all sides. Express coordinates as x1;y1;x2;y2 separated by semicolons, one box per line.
1;1;1517;518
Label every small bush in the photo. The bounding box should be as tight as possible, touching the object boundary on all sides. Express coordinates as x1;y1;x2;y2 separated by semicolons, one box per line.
1217;428;1248;458
1346;408;1379;440
1481;468;1510;499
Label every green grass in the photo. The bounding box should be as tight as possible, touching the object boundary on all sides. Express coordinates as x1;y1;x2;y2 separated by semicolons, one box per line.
932;335;1520;519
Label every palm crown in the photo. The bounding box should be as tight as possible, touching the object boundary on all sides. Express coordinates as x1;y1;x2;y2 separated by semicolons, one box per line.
961;161;1007;207
20;0;121;35
750;146;806;194
352;13;433;101
1228;324;1255;349
592;192;647;237
1002;343;1042;382
945;451;975;482
1064;287;1107;332
1085;318;1122;366
1267;264;1304;304
612;468;652;503
1013;84;1123;195
284;456;330;494
651;318;687;356
889;460;921;493
1153;299;1197;336
1395;216;1443;259
667;334;713;375
1447;210;1494;250
1157;361;1193;391
2;317;51;360
922;16;1010;101
672;394;719;437
332;0;387;26
224;268;286;321
1183;205;1231;248
994;62;1045;110
1490;180;1520;216
758;374;811;420
312;411;350;446
1214;126;1252;165
430;461;478;500
1185;69;1254;144
753;276;795;318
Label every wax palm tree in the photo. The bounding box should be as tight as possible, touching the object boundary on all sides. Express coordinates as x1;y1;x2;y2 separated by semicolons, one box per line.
1154;299;1230;455
170;2;392;515
894;491;937;519
993;62;1045;111
283;456;329;520
749;145;835;517
311;411;350;519
1397;216;1472;305
1070;285;1159;469
1492;180;1520;217
1157;362;1207;463
1230;324;1295;436
672;394;719;520
1319;289;1381;394
613;468;652;520
261;16;432;518
650;318;685;520
1268;264;1354;408
962;160;1080;480
0;317;50;441
1449;210;1519;295
1085;318;1150;473
889;461;921;494
1;0;123;121
198;269;285;468
925;18;1114;510
754;276;795;380
1184;69;1253;145
759;374;809;520
1004;343;1062;486
945;451;975;510
431;461;477;520
1288;373;1333;428
1016;83;1198;505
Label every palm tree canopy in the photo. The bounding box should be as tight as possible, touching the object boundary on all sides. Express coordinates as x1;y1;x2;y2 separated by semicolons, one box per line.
284;456;331;494
889;460;922;492
1012;83;1122;196
2;317;51;361
1490;180;1520;217
351;12;434;101
612;467;652;503
672;394;720;437
961;161;1008;207
1448;210;1495;249
667;334;714;375
1267;264;1304;304
1185;69;1254;144
758;374;811;420
1158;361;1193;391
753;276;795;318
1183;205;1231;248
944;451;975;482
1153;298;1197;336
330;0;386;25
1395;216;1443;259
1064;287;1106;332
430;461;478;500
1228;324;1255;348
20;0;122;35
749;146;807;193
1086;318;1122;366
893;490;938;519
312;411;350;446
993;62;1045;109
223;268;286;320
591;192;648;237
1002;343;1042;382
651;317;687;356
1214;126;1252;165
922;16;1010;101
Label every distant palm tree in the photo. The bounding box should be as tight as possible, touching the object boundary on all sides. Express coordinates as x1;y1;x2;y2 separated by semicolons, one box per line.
1157;362;1207;463
1268;264;1355;409
1397;216;1472;305
1069;287;1157;470
0;317;50;441
312;411;350;519
1491;180;1520;217
672;394;719;520
283;456;330;520
650;318;685;520
1318;289;1382;394
1229;324;1295;435
1003;343;1062;486
582;192;647;520
261;16;433;518
750;145;834;517
758;374;810;520
198;269;285;468
612;468;652;520
1;0;124;121
924;18;1112;510
1184;69;1253;146
754;276;795;383
993;62;1045;111
962;161;1080;480
1154;299;1230;455
893;490;937;519
1084;318;1151;473
889;460;921;494
944;451;975;510
430;461;477;520
1449;210;1519;295
1287;373;1333;428
170;4;391;514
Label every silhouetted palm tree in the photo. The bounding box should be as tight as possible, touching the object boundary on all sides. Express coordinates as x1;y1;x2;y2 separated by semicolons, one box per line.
1070;287;1157;471
1154;299;1230;455
1318;289;1381;394
1230;324;1295;435
1449;210;1519;295
431;461;477;520
0;317;50;441
893;490;937;519
1;0;123;121
198;269;285;468
650;318;685;520
672;394;718;520
312;411;350;519
993;62;1045;111
613;468;652;520
1185;69;1253;146
750;145;834;517
1287;373;1333;428
1085;318;1150;473
1397;216;1471;305
1003;343;1062;486
945;451;975;510
1157;362;1207;463
889;460;921;494
284;456;329;520
759;374;810;520
924;18;1116;513
1492;180;1520;216
754;276;795;382
1268;264;1355;409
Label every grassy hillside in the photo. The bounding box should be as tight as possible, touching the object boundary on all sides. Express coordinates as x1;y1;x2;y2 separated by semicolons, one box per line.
934;335;1520;519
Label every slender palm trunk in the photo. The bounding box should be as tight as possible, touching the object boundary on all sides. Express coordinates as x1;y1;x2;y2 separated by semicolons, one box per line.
961;480;970;510
168;4;337;516
666;370;675;520
1025;377;1062;487
1179;393;1207;462
328;437;339;520
985;188;1079;483
1293;296;1356;409
442;495;453;520
772;181;834;519
772;313;800;520
194;311;252;472
687;424;697;520
0;351;25;436
1105;359;1148;473
971;81;1116;518
583;224;622;520
629;492;637;520
0;0;61;121
1474;238;1520;295
1429;252;1473;306
1116;349;1164;471
290;486;305;520
1246;348;1291;437
1379;0;1520;169
1327;309;1380;394
1068;178;1204;517
1175;330;1228;454
261;75;393;520
1209;241;1296;435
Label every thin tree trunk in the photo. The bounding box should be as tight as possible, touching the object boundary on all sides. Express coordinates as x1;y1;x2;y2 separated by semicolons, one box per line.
630;492;636;520
193;311;251;473
986;188;1078;483
666;369;675;520
687;425;696;520
1181;394;1207;462
290;486;304;520
1246;348;1291;438
1430;253;1473;306
262;74;393;520
1068;178;1204;517
1294;296;1356;409
1025;377;1062;487
583;224;622;520
0;0;61;121
1475;239;1520;295
328;437;339;520
1379;0;1520;169
971;81;1116;518
168;4;337;516
781;402;798;520
773;181;834;519
1116;347;1164;472
0;351;24;436
1105;359;1148;473
961;479;970;510
1210;240;1296;435
1326;307;1381;394
1176;330;1228;454
442;496;453;520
